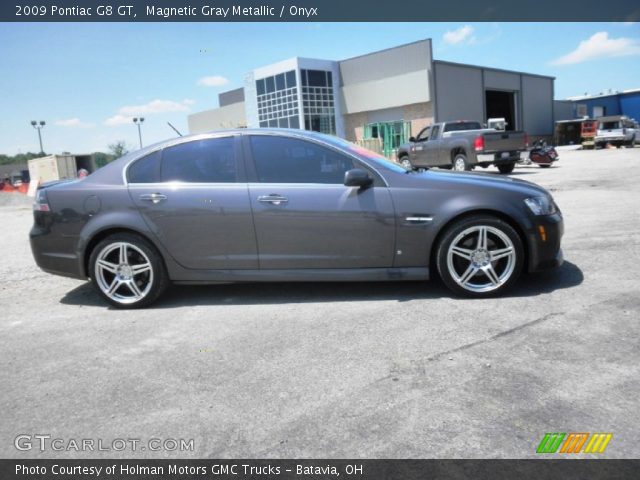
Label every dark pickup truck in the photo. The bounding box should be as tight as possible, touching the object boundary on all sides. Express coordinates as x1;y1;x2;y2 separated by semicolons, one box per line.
397;121;528;174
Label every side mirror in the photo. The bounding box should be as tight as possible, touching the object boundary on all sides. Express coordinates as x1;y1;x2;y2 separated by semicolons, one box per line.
409;136;416;142
344;169;373;188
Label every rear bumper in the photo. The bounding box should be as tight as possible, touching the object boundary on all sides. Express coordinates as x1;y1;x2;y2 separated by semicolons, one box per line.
596;136;629;144
476;152;522;164
30;225;85;280
526;213;564;273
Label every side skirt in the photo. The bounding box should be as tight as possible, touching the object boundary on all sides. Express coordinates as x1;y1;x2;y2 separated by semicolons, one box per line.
172;267;429;285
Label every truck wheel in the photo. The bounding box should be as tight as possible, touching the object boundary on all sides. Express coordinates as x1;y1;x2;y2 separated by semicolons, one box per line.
399;155;413;170
452;153;471;172
497;163;515;174
436;215;524;297
89;232;169;309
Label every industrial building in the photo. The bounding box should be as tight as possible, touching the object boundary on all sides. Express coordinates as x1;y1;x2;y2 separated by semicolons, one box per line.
188;39;556;154
563;89;640;121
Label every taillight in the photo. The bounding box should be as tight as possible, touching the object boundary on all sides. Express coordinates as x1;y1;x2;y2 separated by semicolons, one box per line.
33;189;50;212
474;135;485;152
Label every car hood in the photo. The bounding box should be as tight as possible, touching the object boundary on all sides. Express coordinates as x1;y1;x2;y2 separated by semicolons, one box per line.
403;169;551;198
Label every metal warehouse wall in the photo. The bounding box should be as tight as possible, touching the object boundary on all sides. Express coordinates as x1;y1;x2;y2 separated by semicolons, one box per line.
339;39;432;115
620;92;640;120
522;76;554;135
576;96;621;118
432;62;484;124
433;61;555;135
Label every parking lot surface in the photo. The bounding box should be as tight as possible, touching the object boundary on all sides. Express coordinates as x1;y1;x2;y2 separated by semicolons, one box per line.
1;147;639;458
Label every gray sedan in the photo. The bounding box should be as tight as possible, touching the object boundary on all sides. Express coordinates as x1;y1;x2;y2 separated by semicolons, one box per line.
30;129;564;308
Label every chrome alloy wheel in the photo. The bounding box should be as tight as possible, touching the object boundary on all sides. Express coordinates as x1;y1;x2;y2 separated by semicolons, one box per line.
400;157;412;169
94;242;154;304
446;225;516;293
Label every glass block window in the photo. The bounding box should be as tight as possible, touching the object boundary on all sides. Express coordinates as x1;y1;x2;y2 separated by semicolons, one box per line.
301;69;336;135
256;70;300;129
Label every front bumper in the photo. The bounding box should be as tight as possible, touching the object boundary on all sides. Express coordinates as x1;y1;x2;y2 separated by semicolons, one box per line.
526;212;564;273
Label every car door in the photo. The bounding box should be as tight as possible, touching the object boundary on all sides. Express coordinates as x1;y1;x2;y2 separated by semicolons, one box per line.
244;133;396;269
127;135;258;270
423;124;442;166
410;126;431;166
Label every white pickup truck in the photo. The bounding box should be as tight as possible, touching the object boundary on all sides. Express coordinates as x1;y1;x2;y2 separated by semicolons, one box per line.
595;115;637;148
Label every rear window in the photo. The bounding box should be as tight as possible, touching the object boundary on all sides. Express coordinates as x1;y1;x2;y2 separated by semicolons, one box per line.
600;121;621;130
443;122;482;132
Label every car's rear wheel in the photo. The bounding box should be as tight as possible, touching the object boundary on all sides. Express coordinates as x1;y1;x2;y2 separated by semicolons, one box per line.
399;155;413;170
497;162;515;174
452;153;471;171
89;233;169;308
436;216;524;297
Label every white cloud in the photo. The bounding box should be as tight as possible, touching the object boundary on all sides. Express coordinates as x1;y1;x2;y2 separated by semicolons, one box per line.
119;99;194;115
443;25;476;45
104;114;134;126
104;99;195;126
551;31;640;65
197;75;229;87
54;118;94;128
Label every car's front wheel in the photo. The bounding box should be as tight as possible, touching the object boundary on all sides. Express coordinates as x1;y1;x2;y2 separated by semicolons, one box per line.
89;233;169;308
436;216;524;297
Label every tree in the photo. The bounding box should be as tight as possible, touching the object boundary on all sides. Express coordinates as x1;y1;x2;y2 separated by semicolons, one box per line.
108;141;129;160
93;152;110;168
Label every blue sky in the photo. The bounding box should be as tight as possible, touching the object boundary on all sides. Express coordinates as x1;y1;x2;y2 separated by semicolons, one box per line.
1;22;639;155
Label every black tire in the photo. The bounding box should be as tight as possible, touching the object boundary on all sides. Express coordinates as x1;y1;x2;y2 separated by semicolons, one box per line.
452;153;471;172
539;164;551;168
497;162;515;174
436;215;524;298
629;137;636;148
399;155;413;170
89;232;169;309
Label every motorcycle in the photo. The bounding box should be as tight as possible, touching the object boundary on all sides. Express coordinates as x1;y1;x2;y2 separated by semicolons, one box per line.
527;139;558;168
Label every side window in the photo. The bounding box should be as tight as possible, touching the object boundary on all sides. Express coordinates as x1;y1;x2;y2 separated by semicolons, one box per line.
430;125;440;140
161;137;237;183
250;135;355;184
416;127;431;142
128;150;161;183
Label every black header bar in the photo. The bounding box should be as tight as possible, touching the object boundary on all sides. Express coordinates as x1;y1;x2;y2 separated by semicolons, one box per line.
2;459;640;480
3;0;640;22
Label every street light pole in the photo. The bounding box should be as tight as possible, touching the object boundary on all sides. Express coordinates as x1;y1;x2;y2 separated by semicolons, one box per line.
133;117;145;149
30;120;46;154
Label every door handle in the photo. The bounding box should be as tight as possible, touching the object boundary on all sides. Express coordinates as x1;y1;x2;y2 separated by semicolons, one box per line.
139;193;167;204
258;194;288;205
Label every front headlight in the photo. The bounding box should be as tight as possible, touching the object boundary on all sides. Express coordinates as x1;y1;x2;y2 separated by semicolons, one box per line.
524;196;557;216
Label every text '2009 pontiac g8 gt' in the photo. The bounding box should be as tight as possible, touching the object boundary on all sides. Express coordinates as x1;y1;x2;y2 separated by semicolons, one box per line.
30;129;563;308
